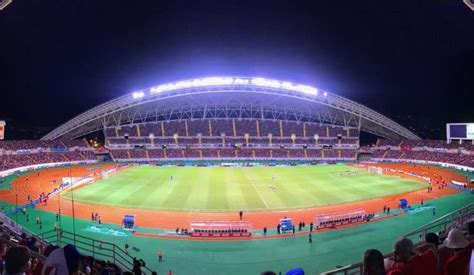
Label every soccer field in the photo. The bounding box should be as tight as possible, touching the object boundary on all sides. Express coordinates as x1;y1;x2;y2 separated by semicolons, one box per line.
62;165;427;212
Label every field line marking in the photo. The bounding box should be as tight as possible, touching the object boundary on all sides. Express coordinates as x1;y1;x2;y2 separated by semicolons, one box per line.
250;181;270;209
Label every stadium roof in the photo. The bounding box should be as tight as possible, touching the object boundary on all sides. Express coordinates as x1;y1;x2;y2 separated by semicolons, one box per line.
42;77;420;140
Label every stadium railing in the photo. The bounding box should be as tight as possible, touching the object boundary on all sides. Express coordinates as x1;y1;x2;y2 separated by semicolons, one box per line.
321;202;474;275
39;229;153;274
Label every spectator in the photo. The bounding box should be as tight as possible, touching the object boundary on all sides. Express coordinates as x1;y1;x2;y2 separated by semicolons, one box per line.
385;237;438;275
363;249;385;275
0;239;7;274
443;228;473;275
425;232;440;248
42;244;81;275
466;221;474;241
261;271;276;275
132;258;142;275
4;246;31;275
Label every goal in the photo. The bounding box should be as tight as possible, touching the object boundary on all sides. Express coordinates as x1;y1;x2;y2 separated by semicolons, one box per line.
367;166;383;175
101;168;118;180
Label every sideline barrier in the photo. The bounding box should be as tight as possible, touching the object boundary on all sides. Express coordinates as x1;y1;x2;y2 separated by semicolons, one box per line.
370;158;474;173
0;160;98;178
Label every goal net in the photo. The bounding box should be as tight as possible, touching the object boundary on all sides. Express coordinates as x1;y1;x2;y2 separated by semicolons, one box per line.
367;166;383;175
101;167;118;180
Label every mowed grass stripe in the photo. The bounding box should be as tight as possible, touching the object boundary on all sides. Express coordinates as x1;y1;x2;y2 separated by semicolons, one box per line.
65;165;427;212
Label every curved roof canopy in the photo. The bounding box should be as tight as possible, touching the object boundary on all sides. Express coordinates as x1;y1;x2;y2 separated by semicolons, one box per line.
42;76;420;140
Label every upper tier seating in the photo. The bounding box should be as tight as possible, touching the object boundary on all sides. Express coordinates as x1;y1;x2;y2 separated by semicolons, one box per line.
0;139;88;151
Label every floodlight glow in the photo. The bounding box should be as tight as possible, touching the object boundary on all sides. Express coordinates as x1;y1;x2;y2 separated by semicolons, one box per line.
251;78;282;89
150;77;235;94
233;78;249;85
323;92;328;97
132;91;145;99
148;77;320;97
282;82;318;96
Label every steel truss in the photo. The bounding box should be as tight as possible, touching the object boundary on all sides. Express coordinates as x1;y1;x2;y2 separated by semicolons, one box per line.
42;78;420;140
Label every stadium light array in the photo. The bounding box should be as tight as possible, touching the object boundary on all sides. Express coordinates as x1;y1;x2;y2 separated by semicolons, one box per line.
132;91;145;99
140;77;321;99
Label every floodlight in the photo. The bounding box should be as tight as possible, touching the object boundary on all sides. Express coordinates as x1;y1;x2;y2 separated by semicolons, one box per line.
323;92;328;97
132;91;145;99
251;78;282;89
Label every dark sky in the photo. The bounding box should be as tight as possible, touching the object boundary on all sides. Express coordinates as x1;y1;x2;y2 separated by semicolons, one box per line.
0;0;473;140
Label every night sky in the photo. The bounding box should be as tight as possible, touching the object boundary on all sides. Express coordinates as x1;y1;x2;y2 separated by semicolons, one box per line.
0;0;473;140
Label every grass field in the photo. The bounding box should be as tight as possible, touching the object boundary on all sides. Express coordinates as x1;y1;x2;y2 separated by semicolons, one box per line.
61;165;427;212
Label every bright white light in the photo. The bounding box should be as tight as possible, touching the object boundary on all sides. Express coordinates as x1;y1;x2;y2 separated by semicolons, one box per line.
282;82;318;96
251;78;282;89
323;92;328;97
233;78;249;85
132;91;145;99
150;77;235;94
148;77;320;97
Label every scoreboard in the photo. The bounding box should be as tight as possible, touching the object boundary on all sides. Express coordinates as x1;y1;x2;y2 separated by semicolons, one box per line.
447;123;474;141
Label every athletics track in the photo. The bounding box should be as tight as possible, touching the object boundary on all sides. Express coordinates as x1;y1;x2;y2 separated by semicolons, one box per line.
0;163;465;234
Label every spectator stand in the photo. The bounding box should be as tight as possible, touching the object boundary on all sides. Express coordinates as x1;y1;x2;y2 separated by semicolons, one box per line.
190;221;252;237
279;218;294;233
315;209;365;229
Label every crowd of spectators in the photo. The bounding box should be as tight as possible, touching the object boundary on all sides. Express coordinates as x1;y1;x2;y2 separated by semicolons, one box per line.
372;148;474;168
109;148;358;160
362;223;474;275
0;150;96;172
105;119;357;139
0;139;88;151
0;229;155;275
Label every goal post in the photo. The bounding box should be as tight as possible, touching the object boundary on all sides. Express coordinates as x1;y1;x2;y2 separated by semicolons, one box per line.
367;166;383;175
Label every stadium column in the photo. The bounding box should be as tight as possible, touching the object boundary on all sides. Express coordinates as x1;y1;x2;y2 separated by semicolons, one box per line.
199;150;203;158
136;125;141;137
185;120;189;137
127;150;131;159
161;121;165;137
145;150;150;159
232;119;237;137
279;121;284;137
114;127;119;138
208;119;213;136
303;123;307;138
304;149;308;158
326;126;329;138
256;120;260;137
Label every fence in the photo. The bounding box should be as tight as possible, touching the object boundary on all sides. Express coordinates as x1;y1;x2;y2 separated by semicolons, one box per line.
39;229;153;274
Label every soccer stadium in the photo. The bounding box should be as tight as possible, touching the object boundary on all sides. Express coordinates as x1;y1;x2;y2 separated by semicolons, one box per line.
0;75;473;274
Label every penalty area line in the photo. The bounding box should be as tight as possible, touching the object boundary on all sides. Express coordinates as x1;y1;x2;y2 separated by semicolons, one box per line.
249;180;270;210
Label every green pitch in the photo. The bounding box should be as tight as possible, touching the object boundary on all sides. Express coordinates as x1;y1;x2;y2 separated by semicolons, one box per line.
62;165;426;212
